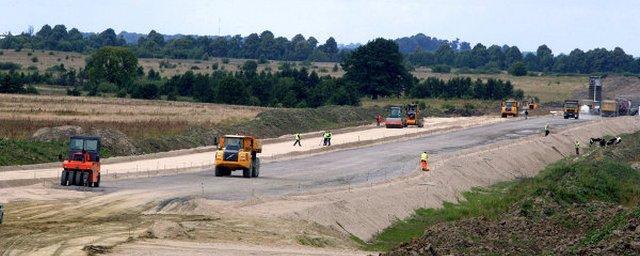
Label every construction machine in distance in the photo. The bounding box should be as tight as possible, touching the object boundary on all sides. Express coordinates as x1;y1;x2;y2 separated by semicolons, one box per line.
60;136;101;187
563;99;580;119
601;100;619;117
385;105;405;128
404;104;424;128
214;135;262;178
524;96;540;110
500;99;519;118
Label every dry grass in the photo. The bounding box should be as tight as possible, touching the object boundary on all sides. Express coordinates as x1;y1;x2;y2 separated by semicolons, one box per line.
0;49;344;78
0;94;265;139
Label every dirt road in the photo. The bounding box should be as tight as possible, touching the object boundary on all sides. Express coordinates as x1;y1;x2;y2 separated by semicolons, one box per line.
101;116;580;201
0;116;502;182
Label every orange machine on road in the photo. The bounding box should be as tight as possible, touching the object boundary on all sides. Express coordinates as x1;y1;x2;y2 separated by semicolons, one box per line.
60;136;101;187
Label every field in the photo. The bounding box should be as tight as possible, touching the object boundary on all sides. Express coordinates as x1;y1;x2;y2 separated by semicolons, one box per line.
1;49;589;103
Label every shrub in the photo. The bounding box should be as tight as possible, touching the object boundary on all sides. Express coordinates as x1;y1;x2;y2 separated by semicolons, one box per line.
222;58;230;64
319;67;329;73
431;64;451;73
27;52;32;56
0;51;3;55
31;57;39;63
49;51;55;55
131;82;160;100
509;62;527;76
66;87;81;96
0;62;21;70
258;57;268;64
212;63;219;70
25;85;39;94
27;65;38;71
159;60;177;69
332;64;339;72
190;66;200;70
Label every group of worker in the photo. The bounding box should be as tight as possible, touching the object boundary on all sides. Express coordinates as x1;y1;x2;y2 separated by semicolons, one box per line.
292;131;332;147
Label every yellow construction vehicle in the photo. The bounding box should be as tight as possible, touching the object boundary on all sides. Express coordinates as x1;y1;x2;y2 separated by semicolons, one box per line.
501;99;519;117
524;96;539;110
214;135;262;178
563;99;580;119
404;104;424;128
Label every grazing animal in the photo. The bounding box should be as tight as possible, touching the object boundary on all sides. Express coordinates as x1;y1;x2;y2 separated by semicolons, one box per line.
589;137;604;147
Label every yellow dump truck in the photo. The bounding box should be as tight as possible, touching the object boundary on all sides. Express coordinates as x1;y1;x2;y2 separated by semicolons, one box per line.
563;99;580;119
501;99;519;117
214;135;262;178
601;100;618;117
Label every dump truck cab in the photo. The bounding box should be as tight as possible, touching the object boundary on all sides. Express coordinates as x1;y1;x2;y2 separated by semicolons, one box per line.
563;99;580;119
214;135;262;178
385;106;405;128
61;136;101;187
404;104;424;128
501;99;519;118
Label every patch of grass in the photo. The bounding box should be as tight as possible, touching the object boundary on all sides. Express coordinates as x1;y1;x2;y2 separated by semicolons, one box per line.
296;235;336;248
365;131;640;252
0;138;112;166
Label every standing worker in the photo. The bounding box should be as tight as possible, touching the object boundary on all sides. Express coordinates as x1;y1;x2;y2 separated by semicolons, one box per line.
575;140;580;155
326;131;333;146
293;133;302;147
524;109;529;120
322;131;329;146
544;123;550;137
420;151;430;171
0;203;4;224
376;113;382;127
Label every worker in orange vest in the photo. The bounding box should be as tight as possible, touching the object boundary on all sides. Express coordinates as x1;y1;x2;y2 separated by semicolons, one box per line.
420;151;430;172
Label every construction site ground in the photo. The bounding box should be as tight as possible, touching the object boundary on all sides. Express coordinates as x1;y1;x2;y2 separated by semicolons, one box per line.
1;114;639;255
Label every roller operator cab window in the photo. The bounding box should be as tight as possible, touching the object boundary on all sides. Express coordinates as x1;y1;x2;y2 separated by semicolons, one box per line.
565;102;578;108
390;108;402;118
505;102;513;108
224;137;243;150
69;138;99;152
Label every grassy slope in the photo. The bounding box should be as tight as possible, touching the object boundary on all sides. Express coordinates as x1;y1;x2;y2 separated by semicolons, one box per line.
366;131;640;253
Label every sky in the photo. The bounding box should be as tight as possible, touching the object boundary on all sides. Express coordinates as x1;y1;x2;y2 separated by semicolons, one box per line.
1;0;639;55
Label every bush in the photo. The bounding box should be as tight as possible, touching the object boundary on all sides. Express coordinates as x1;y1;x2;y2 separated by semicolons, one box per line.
509;62;527;76
212;63;219;70
49;51;55;55
0;51;3;55
31;57;39;63
332;64;339;72
258;57;268;64
132;82;160;100
222;58;230;64
159;60;176;69
66;87;81;96
27;52;32;56
431;64;451;73
116;88;127;98
190;66;200;70
97;82;118;93
0;62;21;70
25;85;39;94
27;65;38;71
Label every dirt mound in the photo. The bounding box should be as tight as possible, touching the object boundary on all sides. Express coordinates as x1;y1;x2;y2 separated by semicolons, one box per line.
31;125;84;141
142;220;189;239
30;126;139;156
574;75;640;105
383;202;640;255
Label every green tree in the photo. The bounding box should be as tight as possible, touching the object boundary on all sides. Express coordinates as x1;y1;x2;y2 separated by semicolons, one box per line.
86;46;138;88
509;61;527;76
342;38;411;99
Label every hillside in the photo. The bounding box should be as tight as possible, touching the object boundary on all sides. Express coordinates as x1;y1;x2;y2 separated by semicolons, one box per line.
378;131;640;255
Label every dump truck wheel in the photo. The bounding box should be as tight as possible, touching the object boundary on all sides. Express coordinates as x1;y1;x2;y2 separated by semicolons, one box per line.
243;168;251;178
215;167;224;177
60;170;68;186
95;174;101;187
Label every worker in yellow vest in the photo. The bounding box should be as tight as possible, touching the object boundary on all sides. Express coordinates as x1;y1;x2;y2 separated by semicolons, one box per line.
420;151;430;172
293;133;302;147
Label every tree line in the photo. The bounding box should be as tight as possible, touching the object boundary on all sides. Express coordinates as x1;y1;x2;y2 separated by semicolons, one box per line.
2;25;639;75
0;25;343;62
407;43;640;75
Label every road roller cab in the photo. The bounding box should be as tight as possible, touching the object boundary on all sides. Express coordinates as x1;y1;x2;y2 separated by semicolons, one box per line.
214;135;262;178
60;136;101;187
